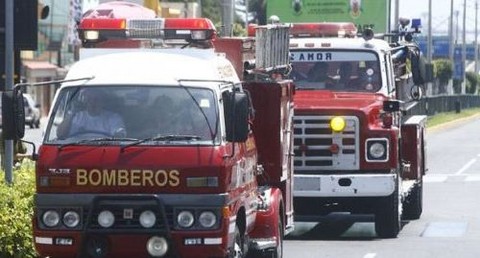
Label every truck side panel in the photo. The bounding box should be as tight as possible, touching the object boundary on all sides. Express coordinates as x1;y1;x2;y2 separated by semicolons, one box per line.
401;115;427;179
244;81;294;228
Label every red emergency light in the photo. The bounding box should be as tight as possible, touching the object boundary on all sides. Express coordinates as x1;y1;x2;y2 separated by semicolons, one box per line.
78;17;217;46
163;18;217;41
290;22;358;38
79;18;127;30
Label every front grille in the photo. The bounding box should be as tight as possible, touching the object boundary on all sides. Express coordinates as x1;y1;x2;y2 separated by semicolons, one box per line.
294;115;360;172
86;198;173;232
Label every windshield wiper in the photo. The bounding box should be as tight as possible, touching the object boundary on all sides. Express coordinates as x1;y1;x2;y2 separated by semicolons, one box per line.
58;137;139;151
120;134;202;152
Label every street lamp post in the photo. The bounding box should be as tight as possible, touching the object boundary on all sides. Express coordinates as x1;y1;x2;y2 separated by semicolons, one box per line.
462;0;467;94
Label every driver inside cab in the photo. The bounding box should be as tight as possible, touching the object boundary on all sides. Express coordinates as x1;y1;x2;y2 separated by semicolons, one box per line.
57;89;126;139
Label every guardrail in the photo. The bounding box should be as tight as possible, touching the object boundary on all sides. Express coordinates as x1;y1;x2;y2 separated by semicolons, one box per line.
406;94;480;116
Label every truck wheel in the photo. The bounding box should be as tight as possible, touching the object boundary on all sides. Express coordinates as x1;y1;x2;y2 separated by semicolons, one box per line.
402;179;423;220
231;225;245;258
268;212;283;258
249;212;283;258
374;178;401;238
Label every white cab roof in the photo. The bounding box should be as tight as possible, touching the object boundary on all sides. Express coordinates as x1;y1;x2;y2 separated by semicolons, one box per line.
63;48;240;87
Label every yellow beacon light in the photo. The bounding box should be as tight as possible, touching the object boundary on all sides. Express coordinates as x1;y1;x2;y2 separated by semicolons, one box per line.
330;116;346;132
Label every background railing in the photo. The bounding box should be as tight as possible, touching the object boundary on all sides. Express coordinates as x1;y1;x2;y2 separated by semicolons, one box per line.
406;94;480;116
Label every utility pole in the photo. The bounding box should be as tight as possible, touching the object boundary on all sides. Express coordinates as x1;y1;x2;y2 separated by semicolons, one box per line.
462;0;467;94
394;0;399;32
221;0;234;36
456;10;460;45
427;0;433;95
475;1;479;75
4;0;14;184
245;0;249;27
449;0;455;94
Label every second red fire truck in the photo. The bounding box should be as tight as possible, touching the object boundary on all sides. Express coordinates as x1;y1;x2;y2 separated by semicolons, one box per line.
2;2;294;257
286;22;427;238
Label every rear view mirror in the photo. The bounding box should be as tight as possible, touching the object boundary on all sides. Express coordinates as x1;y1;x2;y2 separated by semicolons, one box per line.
2;88;26;140
224;91;249;142
409;47;426;85
410;85;423;100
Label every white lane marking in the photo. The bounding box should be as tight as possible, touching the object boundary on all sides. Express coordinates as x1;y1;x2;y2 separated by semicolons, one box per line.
455;158;477;175
424;175;448;183
465;175;480;182
421;222;468;237
363;253;377;258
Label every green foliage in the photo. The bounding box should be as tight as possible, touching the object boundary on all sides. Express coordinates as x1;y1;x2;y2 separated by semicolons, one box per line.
427;107;480;128
433;59;453;85
0;160;37;258
453;79;462;94
200;0;221;24
465;71;479;94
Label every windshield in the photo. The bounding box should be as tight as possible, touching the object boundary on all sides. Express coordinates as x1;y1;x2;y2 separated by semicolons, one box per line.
44;85;219;145
289;50;382;92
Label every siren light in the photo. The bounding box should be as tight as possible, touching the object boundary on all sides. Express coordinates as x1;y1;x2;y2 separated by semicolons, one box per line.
290;22;358;38
78;17;217;44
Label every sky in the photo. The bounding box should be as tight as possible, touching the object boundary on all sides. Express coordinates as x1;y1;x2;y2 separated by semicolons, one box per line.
397;0;478;41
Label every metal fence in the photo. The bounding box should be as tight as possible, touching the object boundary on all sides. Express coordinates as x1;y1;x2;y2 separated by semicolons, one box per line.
407;94;480;116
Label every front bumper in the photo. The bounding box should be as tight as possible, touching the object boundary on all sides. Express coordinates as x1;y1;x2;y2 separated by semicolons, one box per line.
33;193;231;258
294;173;396;197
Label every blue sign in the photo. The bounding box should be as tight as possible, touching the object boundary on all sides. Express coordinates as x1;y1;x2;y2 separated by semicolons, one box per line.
453;48;464;80
416;37;477;60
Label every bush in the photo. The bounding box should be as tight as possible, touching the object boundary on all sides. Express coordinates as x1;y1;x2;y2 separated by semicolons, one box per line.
0;160;37;258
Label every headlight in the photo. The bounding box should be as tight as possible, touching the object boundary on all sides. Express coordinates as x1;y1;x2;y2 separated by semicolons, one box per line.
63;211;80;228
369;142;385;158
97;210;115;228
147;236;168;257
177;211;194;228
199;211;217;228
366;139;388;161
140;210;156;228
42;210;60;228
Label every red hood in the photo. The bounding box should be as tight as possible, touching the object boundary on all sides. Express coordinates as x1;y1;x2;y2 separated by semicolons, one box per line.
294;90;388;115
36;145;231;194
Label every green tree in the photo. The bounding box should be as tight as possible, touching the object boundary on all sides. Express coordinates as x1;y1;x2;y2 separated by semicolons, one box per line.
433;59;453;94
249;0;267;24
465;71;479;94
200;0;222;24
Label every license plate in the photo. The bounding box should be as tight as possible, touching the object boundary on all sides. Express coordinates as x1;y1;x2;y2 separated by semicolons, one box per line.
294;177;321;191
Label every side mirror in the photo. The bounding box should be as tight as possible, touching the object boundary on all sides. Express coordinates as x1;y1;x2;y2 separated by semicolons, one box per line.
40;6;50;20
224;91;249;142
410;47;426;85
2;88;26;140
410;85;423;100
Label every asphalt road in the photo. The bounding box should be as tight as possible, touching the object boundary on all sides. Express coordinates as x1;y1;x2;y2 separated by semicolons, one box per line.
283;116;480;258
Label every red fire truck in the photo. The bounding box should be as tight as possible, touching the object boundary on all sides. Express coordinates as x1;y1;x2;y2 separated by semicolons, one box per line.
2;2;294;257
285;22;427;238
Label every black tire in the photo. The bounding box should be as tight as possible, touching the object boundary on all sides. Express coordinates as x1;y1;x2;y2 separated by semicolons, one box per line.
375;177;401;238
230;225;245;258
29;122;34;129
35;119;40;128
402;179;423;220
